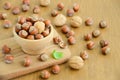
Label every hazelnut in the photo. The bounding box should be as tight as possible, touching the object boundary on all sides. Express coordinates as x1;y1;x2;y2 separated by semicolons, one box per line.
40;70;51;79
17;16;26;24
3;2;12;10
33;6;40;14
4;55;14;64
53;36;61;44
29;26;38;35
92;30;101;38
27;35;35;40
42;28;50;37
23;56;31;67
0;13;7;20
70;16;82;28
34;21;45;33
44;19;51;27
51;10;58;17
87;41;95;50
68;36;76;45
102;46;110;55
100;40;109;48
57;2;64;11
23;0;30;5
40;0;50;7
2;45;11;54
80;51;89;60
22;22;30;31
85;17;93;26
26;22;32;26
35;34;44;39
68;56;84;69
58;41;67;49
61;25;70;34
51;65;60;74
73;3;79;12
15;23;22;33
12;7;20;15
84;33;92;41
38;53;49;61
66;30;75;38
30;14;39;22
54;14;66;26
67;9;74;17
99;20;108;28
3;20;12;28
22;4;30;12
19;30;28;38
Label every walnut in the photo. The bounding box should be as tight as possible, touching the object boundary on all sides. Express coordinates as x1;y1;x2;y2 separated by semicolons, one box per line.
40;0;50;7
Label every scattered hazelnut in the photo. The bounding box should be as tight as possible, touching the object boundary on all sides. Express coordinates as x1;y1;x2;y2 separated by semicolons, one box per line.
19;30;28;38
3;20;12;28
99;20;108;28
102;46;110;55
22;22;30;31
38;53;49;61
3;2;12;10
29;26;38;35
58;41;67;49
15;23;22;33
34;21;45;33
68;56;84;70
22;4;30;12
2;45;11;54
51;65;60;74
40;0;50;7
87;41;95;50
84;33;92;41
100;40;109;48
44;19;51;27
40;70;51;79
68;36;76;45
42;28;50;37
4;55;14;64
53;36;61;44
35;34;44;39
70;16;82;28
17;16;26;24
92;30;101;38
73;3;79;12
51;10;58;17
85;17;93;26
61;25;70;34
23;0;30;5
23;56;31;67
80;51;89;60
54;14;66;26
33;6;40;14
27;35;35;40
12;7;20;15
66;30;75;38
0;13;7;20
67;9;74;17
57;2;64;11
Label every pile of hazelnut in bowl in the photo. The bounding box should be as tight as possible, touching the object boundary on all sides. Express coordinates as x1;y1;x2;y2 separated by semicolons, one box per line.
13;14;54;55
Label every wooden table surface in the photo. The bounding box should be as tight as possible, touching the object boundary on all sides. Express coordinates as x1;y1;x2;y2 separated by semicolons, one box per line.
0;0;120;80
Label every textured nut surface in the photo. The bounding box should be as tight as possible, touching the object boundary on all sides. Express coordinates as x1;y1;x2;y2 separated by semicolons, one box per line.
102;46;110;55
100;40;109;48
40;70;51;79
80;51;89;60
22;22;30;31
44;19;51;27
38;53;49;61
58;41;67;49
68;56;84;69
42;28;50;37
54;14;66;26
85;17;93;26
92;30;101;38
27;35;35;40
0;13;7;20
53;36;61;44
61;25;70;34
4;55;14;64
29;26;38;35
15;23;22;32
2;45;11;54
68;36;76;45
3;2;12;10
3;20;12;28
70;16;82;27
35;34;44;39
51;10;58;17
34;21;45;33
87;41;95;50
23;0;30;5
73;3;79;12
51;65;60;74
24;56;31;67
19;30;28;38
99;20;107;28
12;7;20;15
40;0;50;7
67;9;74;17
84;33;92;41
57;2;64;11
18;16;26;24
66;30;75;38
22;4;30;12
33;6;40;14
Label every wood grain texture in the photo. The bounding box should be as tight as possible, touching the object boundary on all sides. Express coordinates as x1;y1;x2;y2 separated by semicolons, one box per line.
0;0;120;80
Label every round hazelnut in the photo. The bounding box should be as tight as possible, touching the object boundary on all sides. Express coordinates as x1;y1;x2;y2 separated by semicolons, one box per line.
2;45;11;54
40;0;50;7
3;20;12;28
19;30;28;38
102;46;110;55
12;7;20;15
27;35;35;40
35;34;44;39
73;3;79;12
23;56;31;67
38;53;49;61
58;41;67;49
42;28;50;37
100;40;109;48
84;33;92;41
44;19;51;27
68;36;76;45
29;26;38;35
15;23;22;33
57;2;64;11
68;56;84;69
70;16;82;28
51;10;58;17
87;41;95;50
61;25;70;34
53;36;61;44
92;30;101;38
80;51;89;60
40;70;51;79
22;4;30;12
0;13;7;20
54;14;66;26
34;21;45;33
85;17;93;26
30;14;39;22
17;16;26;24
33;6;40;14
4;55;14;64
66;30;75;38
67;9;74;17
23;0;30;5
99;20;108;28
51;65;60;74
22;22;30;31
3;2;12;10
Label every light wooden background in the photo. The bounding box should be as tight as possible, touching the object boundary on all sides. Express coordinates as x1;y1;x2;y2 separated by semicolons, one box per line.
0;0;120;80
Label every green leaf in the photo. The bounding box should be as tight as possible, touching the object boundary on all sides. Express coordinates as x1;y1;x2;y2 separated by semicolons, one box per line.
52;50;63;59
